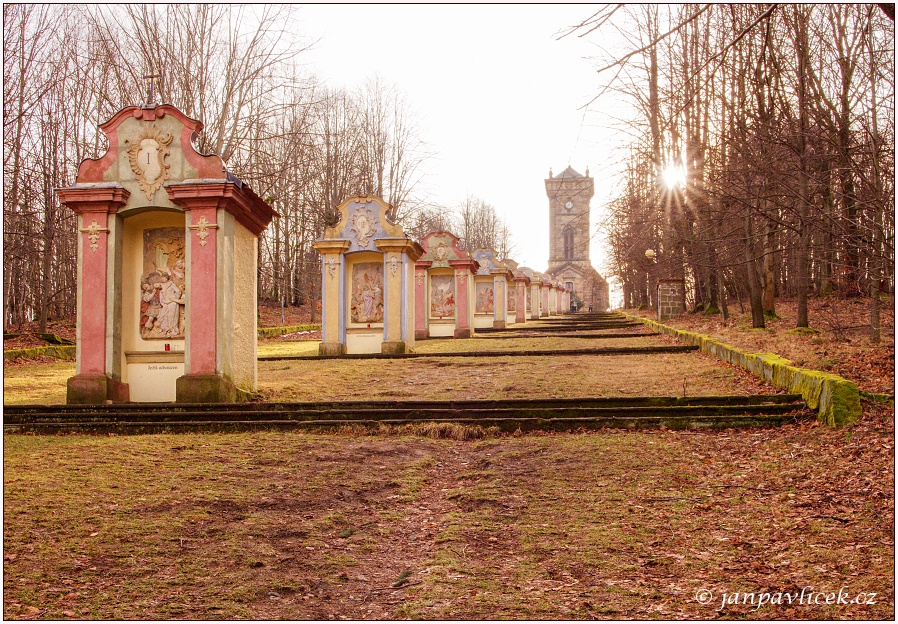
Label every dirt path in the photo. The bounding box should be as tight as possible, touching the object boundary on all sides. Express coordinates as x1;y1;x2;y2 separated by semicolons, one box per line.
5;420;892;620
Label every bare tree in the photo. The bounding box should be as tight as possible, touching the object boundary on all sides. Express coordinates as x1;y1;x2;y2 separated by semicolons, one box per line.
577;4;894;334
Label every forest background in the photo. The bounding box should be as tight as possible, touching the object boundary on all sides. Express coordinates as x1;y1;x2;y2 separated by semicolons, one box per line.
3;5;894;338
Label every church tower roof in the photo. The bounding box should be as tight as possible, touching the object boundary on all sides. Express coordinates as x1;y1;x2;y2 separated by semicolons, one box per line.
556;165;585;179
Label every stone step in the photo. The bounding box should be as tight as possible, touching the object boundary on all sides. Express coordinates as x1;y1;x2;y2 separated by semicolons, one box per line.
4;395;812;433
2;413;812;435
473;322;642;334
260;345;697;361
4;393;806;414
478;332;658;340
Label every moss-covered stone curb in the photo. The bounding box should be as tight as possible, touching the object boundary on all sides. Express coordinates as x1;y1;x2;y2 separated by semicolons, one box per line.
257;324;321;339
4;345;76;362
621;313;862;426
859;391;894;404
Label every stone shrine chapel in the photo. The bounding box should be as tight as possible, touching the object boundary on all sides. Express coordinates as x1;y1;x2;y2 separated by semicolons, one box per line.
543;166;609;311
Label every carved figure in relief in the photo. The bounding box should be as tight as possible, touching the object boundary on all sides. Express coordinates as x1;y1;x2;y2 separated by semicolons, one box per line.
141;283;161;330
475;283;494;313
507;285;516;312
141;227;186;340
430;274;455;318
350;262;384;323
156;275;186;337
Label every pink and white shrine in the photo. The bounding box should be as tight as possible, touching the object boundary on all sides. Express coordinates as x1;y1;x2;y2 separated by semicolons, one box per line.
520;267;541;320
471;248;513;329
533;272;550;317
56;104;276;404
504;260;530;325
314;196;423;355
414;232;478;339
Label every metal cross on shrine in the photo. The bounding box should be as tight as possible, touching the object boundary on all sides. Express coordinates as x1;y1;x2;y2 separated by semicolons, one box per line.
142;69;161;106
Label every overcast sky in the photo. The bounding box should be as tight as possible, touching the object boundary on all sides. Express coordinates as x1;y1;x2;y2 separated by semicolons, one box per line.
296;4;635;282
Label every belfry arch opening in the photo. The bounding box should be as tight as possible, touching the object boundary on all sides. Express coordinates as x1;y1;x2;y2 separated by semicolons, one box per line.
563;227;574;260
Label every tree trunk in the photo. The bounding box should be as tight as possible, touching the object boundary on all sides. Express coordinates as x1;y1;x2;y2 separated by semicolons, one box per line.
793;6;811;328
744;214;765;329
761;221;776;314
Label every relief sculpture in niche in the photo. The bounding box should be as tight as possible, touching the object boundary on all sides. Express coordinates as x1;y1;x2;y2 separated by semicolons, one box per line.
350;262;384;324
141;227;186;339
430;274;455;318
507;284;516;312
475;282;494;313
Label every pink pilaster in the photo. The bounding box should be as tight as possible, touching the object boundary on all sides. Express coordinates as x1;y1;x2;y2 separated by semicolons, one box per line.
80;210;111;373
414;263;430;340
165;185;224;376
449;259;476;338
186;207;218;373
166;182;277;385
56;185;130;403
541;284;550;317
454;270;471;338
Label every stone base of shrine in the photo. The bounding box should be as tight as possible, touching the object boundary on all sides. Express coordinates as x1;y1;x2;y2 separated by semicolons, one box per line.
319;341;347;357
67;374;130;404
492;320;506;329
428;323;454;338
453;328;473;339
176;373;237;403
381;340;409;355
473;314;493;329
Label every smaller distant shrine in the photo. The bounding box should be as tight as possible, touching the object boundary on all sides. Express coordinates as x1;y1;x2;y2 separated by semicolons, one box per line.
56;102;276;403
471;248;513;329
415;232;478;339
520;267;542;320
503;260;530;325
313;196;423;355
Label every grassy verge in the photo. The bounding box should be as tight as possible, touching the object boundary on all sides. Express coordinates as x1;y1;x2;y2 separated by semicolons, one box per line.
3;360;74;404
257;341;320;358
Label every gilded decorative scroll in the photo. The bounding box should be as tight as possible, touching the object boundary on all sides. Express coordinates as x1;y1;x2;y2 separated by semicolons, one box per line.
349;206;378;249
126;125;173;200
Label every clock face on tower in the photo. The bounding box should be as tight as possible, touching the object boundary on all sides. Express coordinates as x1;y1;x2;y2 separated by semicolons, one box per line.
564;200;573;210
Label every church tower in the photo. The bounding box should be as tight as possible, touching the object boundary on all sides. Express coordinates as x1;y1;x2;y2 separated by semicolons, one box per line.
544;166;609;311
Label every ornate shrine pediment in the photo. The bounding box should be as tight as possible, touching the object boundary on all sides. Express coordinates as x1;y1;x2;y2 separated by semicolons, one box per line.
322;196;406;252
420;231;466;268
472;248;500;275
73;105;229;214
